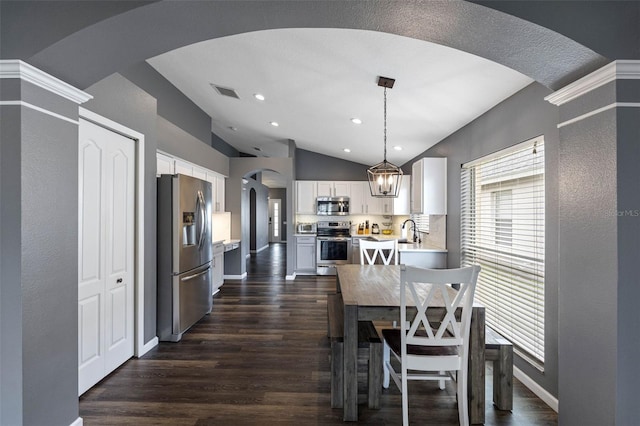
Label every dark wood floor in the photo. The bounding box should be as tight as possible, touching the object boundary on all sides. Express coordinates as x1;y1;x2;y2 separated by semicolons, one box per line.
80;243;557;425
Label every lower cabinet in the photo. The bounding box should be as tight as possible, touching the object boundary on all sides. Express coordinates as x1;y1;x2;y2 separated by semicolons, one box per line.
212;242;224;294
295;236;316;274
398;251;447;269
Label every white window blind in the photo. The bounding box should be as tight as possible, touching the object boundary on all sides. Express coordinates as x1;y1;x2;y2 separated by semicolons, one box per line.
461;137;545;366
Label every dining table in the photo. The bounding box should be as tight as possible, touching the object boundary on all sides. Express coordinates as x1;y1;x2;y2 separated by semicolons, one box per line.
336;264;486;424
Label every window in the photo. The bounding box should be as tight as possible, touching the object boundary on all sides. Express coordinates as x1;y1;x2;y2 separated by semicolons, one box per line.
461;137;545;366
409;213;429;233
493;190;513;246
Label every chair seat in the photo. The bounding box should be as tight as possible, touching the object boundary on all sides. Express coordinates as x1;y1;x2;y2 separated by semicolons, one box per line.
381;328;459;357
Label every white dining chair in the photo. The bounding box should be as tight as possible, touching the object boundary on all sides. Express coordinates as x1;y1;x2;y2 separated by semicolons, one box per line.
381;264;480;426
359;239;398;265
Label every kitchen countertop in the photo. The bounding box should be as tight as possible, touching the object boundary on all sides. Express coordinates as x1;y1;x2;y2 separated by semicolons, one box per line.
353;234;447;253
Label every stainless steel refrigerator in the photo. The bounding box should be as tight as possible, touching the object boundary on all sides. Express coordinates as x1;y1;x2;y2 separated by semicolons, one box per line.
157;174;213;342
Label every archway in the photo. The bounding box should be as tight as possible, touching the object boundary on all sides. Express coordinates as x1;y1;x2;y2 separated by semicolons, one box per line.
24;2;606;91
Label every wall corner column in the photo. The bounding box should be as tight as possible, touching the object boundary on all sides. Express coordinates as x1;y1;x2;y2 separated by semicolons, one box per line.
0;60;92;426
546;60;640;425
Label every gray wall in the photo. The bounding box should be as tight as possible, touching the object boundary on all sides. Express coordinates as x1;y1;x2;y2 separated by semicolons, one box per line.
404;82;560;397
295;149;370;180
1;79;80;426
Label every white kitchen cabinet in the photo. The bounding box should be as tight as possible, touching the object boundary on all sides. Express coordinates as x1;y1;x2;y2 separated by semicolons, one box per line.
215;175;225;213
206;171;226;213
296;181;317;214
317;181;350;197
174;159;194;176
411;158;447;215
156;152;175;176
192;166;207;181
393;174;411;215
295;235;316;274
349;182;366;214
212;242;225;294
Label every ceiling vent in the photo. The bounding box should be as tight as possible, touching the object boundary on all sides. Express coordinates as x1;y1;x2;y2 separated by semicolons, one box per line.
210;83;239;99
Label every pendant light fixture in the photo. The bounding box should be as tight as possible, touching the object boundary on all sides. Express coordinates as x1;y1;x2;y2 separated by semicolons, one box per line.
367;76;403;197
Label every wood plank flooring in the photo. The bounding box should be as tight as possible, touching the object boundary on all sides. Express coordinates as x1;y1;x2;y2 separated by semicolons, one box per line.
80;243;557;425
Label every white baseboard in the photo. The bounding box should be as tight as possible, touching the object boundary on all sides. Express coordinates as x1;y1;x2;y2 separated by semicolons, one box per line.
514;366;559;412
136;336;158;357
70;417;83;426
285;273;296;280
223;273;247;279
250;245;269;254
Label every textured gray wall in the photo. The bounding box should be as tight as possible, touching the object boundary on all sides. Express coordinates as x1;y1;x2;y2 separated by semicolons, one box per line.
404;82;560;396
615;104;640;424
295;149;369;180
558;107;617;424
1;90;24;426
0;80;81;426
121;61;213;145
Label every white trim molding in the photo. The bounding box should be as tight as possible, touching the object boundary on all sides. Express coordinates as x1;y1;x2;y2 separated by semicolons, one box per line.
545;60;640;106
514;366;559;412
0;60;93;104
224;273;248;280
286;273;297;280
69;417;83;426
0;100;79;125
557;102;640;128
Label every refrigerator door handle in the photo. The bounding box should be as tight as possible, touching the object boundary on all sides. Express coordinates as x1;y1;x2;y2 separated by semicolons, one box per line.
196;190;206;249
180;265;210;282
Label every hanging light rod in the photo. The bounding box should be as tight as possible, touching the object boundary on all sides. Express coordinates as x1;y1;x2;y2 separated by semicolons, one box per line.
367;76;403;198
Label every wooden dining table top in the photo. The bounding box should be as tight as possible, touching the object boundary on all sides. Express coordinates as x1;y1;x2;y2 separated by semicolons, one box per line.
336;264;482;309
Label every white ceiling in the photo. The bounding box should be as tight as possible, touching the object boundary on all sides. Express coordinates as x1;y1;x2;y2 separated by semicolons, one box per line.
148;28;533;186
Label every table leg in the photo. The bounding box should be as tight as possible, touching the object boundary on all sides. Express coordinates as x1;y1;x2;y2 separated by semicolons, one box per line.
468;307;486;424
343;303;358;421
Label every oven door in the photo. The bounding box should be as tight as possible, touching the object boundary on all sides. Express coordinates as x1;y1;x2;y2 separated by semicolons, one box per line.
316;237;352;275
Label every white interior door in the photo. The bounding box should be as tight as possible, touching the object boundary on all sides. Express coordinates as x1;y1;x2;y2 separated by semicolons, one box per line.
269;199;281;243
78;118;135;395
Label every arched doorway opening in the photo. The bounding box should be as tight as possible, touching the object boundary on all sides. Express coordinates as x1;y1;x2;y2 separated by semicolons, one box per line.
241;168;290;278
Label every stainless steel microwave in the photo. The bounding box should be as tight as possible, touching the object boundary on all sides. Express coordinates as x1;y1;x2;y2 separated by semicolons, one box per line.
317;197;349;216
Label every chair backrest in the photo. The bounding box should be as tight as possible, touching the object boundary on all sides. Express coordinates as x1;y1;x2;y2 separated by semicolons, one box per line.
400;264;480;355
359;239;398;265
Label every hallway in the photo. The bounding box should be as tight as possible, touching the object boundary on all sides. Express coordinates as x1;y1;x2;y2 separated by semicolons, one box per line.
79;244;557;425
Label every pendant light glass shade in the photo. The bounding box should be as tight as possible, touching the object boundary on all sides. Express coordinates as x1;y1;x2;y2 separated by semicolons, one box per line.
367;160;403;197
368;76;403;198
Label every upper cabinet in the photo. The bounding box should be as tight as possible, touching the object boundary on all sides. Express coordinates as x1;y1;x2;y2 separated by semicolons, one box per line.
206;172;226;213
393;174;411;215
317;181;350;197
295;181;317;214
157;152;226;212
411;158;447;215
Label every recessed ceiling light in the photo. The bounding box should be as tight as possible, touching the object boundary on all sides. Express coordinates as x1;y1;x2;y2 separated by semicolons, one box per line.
351;118;362;124
343;148;351;153
393;146;403;151
270;121;279;127
254;93;265;101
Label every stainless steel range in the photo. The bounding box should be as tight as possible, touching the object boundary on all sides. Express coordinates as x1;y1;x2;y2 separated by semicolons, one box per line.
316;221;352;275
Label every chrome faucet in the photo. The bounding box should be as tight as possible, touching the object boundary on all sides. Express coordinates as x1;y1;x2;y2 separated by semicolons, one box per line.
402;219;421;243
